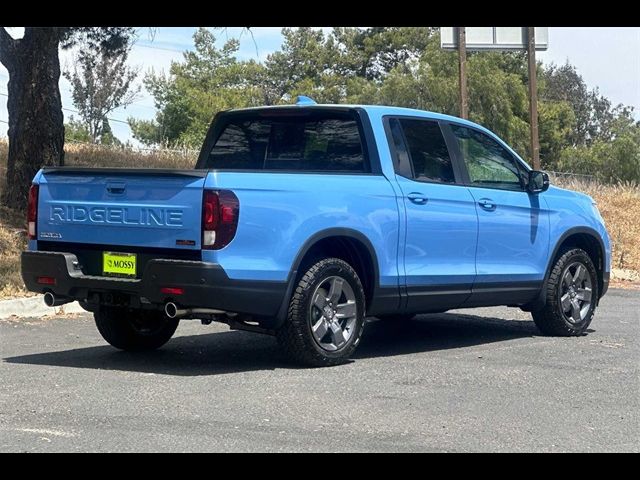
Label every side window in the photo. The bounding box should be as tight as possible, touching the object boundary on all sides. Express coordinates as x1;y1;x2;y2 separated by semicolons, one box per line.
397;119;456;184
387;118;412;177
450;124;524;191
265;119;364;172
206;116;366;172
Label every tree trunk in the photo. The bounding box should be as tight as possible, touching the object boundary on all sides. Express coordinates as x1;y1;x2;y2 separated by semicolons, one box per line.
1;28;64;210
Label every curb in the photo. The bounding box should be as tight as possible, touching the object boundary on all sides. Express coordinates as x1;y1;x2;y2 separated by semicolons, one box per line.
0;295;86;320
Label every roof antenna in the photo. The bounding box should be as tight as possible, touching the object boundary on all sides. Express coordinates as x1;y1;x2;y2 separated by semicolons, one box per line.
295;95;317;106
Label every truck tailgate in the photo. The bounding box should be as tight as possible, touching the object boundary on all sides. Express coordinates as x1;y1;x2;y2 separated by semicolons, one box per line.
36;168;206;250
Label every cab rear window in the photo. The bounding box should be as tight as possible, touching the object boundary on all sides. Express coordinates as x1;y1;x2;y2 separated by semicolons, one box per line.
205;113;366;172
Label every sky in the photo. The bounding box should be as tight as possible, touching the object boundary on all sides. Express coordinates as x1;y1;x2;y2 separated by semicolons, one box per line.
1;27;639;145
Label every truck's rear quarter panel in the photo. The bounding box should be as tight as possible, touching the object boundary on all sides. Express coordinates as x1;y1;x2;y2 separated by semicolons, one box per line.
202;171;400;287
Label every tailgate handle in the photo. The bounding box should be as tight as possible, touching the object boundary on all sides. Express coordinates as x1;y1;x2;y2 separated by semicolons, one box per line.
106;183;126;195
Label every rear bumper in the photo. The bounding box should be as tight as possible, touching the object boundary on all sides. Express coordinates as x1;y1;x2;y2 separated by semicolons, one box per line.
21;251;287;317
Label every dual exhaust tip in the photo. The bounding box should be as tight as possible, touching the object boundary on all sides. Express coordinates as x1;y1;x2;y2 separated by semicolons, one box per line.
43;294;222;320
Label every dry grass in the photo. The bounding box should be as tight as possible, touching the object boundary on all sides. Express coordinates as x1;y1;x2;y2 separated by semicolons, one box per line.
0;141;28;297
0;205;29;298
62;142;196;169
1;139;639;296
1;139;195;173
553;177;640;273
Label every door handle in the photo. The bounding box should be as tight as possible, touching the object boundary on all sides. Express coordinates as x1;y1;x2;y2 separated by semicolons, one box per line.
478;198;496;211
407;192;428;205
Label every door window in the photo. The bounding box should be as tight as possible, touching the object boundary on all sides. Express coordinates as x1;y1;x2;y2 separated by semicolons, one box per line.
450;124;525;191
393;119;456;184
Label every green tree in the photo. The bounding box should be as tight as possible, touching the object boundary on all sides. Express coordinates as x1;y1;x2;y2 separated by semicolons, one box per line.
264;28;337;102
0;27;134;208
467;52;530;158
130;28;267;147
330;27;435;80
64;39;139;144
558;112;640;182
99;119;122;147
537;100;576;170
540;61;630;147
64;115;92;143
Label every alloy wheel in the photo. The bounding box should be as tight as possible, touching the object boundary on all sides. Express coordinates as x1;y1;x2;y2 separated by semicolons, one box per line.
309;276;358;352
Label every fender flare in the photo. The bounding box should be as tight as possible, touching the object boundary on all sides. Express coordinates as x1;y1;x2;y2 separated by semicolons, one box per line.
268;228;381;328
524;226;607;311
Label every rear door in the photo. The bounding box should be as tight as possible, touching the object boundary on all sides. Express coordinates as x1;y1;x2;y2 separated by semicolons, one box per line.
446;123;550;304
37;169;206;251
386;117;478;311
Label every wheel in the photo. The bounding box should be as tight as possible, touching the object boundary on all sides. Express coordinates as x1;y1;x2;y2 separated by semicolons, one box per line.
94;307;179;351
532;248;599;336
377;314;416;322
276;258;366;367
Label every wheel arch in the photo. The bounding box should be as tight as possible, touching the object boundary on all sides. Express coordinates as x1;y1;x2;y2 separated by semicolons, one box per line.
524;226;606;311
270;228;381;328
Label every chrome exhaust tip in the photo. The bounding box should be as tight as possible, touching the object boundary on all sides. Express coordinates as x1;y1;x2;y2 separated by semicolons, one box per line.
164;302;225;320
43;292;71;307
43;292;56;307
165;302;181;319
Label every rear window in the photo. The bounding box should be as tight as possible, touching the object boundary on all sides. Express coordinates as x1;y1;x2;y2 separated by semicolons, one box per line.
204;114;366;172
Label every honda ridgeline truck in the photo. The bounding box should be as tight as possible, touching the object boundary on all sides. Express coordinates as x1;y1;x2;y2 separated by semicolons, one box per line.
21;99;611;366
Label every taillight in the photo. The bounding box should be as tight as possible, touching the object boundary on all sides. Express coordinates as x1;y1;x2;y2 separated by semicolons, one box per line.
202;189;239;250
27;184;39;240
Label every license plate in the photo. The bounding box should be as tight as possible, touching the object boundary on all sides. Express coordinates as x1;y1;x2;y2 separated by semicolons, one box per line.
103;251;137;277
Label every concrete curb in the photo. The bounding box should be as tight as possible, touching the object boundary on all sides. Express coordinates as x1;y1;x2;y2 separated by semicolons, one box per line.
0;295;85;320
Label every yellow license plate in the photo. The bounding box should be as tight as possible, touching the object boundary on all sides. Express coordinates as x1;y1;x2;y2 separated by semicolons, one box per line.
103;251;137;277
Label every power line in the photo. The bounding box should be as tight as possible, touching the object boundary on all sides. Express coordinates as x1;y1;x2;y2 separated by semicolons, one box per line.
134;43;189;54
61;107;130;125
0;91;132;125
0;88;158;112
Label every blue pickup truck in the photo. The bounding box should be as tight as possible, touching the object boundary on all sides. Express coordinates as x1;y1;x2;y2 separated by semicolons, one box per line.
21;100;611;366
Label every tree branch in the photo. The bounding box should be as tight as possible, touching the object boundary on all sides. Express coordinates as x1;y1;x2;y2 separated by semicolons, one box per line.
0;27;17;69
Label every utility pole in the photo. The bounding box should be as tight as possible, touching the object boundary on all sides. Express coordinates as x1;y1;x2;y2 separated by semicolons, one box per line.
457;27;468;119
527;27;540;170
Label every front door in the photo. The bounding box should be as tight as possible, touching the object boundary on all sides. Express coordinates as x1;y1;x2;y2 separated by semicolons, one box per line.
446;123;550;306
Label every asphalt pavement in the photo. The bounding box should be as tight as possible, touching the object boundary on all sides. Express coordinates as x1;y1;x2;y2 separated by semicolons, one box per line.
1;288;638;452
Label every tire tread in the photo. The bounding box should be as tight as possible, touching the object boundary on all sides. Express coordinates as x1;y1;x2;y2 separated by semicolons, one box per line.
532;248;598;336
277;258;365;367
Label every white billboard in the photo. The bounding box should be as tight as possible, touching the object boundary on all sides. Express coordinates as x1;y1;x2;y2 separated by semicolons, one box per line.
441;27;549;51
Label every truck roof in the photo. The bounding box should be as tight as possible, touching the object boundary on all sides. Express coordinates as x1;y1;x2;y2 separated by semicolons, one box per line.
227;103;490;135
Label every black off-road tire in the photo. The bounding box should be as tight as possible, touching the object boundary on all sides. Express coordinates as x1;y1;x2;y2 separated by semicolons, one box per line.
94;307;179;351
532;248;599;336
276;258;366;367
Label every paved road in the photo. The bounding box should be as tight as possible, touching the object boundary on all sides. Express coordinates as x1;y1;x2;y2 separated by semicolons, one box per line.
1;289;638;452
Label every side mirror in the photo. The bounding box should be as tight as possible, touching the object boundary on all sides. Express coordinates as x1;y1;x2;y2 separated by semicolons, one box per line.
527;170;550;193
